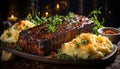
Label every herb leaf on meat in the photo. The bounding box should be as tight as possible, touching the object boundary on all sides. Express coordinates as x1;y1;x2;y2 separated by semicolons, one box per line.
25;12;74;32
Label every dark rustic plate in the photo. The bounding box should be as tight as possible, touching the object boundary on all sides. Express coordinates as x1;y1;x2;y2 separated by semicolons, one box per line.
0;45;118;65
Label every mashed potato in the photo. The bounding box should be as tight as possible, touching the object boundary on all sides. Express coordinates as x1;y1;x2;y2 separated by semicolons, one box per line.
0;20;35;61
59;33;113;59
0;20;35;43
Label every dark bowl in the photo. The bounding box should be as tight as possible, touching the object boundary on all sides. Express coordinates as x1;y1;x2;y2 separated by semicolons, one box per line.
98;27;120;44
0;44;118;66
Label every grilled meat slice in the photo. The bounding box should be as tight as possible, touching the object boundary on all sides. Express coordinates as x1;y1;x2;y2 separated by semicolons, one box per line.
18;15;94;56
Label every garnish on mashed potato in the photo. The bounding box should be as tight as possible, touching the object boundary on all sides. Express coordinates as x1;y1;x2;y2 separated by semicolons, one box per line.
0;20;35;61
58;33;113;60
0;20;35;43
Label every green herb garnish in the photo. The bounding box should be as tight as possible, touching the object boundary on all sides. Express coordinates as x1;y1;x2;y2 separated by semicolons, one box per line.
64;12;74;20
73;54;79;62
57;53;79;62
25;15;43;26
7;32;12;38
75;42;81;48
81;40;88;44
74;39;88;48
52;15;62;25
89;7;104;35
13;26;17;29
26;12;74;32
57;53;70;60
46;24;56;32
16;43;23;51
25;25;29;29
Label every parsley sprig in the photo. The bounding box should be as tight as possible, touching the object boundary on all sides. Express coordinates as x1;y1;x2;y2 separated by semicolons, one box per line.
89;7;104;35
57;53;79;62
15;43;23;51
46;15;63;32
26;15;43;26
26;12;74;32
57;53;71;60
74;39;88;48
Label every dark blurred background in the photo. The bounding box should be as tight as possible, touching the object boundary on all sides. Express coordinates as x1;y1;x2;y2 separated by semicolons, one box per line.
0;0;120;35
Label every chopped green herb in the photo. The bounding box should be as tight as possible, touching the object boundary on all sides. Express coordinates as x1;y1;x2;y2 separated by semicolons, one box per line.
25;12;75;32
13;26;17;29
57;53;79;62
25;15;42;26
7;32;12;38
57;53;70;60
81;40;88;44
41;16;48;23
46;24;56;32
16;43;23;51
64;12;74;20
89;7;104;35
26;25;29;29
73;54;78;62
52;18;62;26
74;39;88;48
75;42;81;48
67;12;74;18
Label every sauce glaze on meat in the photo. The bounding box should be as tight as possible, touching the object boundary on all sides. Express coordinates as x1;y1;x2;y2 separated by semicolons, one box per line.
18;14;94;56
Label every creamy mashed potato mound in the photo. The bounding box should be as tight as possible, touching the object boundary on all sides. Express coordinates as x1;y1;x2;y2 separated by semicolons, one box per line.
59;33;113;59
0;20;35;43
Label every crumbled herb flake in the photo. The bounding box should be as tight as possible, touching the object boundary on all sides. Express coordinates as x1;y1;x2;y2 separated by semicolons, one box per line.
13;26;17;29
57;53;70;60
46;24;56;32
73;54;78;62
81;40;88;44
75;42;81;48
16;44;23;51
7;32;12;38
26;25;29;29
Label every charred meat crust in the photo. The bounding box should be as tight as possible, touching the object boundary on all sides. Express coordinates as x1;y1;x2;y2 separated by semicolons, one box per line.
18;14;94;56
